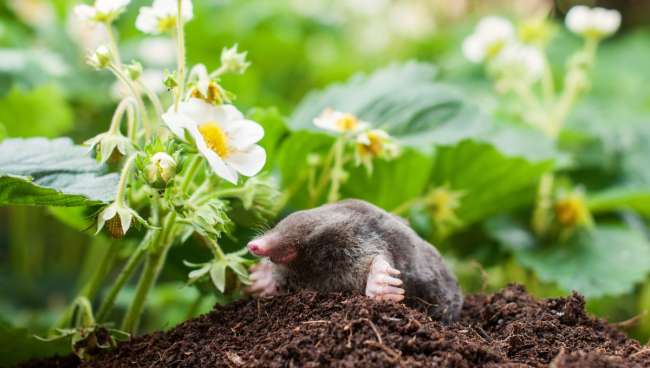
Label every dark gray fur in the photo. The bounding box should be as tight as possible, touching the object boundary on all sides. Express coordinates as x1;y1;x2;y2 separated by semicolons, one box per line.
262;199;463;322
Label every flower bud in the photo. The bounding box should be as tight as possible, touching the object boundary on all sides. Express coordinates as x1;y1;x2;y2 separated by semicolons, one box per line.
220;44;251;75
87;45;112;69
163;71;178;89
145;152;177;187
126;61;143;80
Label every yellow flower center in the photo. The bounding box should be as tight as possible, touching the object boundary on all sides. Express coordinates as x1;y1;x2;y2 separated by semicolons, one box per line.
158;16;177;33
191;82;223;104
554;195;592;228
336;114;359;132
358;132;383;157
199;122;229;158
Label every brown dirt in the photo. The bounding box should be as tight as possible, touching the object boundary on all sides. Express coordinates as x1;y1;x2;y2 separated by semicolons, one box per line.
17;285;650;368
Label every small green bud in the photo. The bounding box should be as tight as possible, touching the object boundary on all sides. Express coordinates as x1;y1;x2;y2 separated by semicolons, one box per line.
87;45;112;69
163;70;178;89
126;61;143;80
220;44;251;75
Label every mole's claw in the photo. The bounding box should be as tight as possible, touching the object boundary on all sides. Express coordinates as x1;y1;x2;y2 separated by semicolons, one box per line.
365;254;405;302
247;261;279;297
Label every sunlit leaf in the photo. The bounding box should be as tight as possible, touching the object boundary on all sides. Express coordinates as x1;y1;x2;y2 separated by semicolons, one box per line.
588;186;650;217
0;84;73;138
516;226;650;298
0;137;118;206
429;140;553;226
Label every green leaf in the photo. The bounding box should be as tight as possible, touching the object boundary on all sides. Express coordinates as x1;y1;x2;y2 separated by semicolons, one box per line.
289;62;488;151
342;148;433;210
210;262;227;293
430;140;553;226
0;137;119;206
275;130;335;208
588;186;650;217
0;84;73;138
516;227;650;298
0;319;71;366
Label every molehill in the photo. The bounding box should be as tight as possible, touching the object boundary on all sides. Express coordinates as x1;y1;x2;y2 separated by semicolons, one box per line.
17;285;650;367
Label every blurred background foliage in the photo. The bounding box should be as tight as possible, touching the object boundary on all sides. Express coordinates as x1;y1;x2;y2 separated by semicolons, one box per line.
1;0;650;362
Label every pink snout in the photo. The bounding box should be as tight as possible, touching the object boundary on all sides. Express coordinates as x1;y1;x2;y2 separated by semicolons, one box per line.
247;239;272;257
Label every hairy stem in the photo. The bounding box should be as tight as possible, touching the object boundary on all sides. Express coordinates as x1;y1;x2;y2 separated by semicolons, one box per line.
327;137;346;203
109;97;137;135
174;0;187;112
96;233;152;322
180;155;203;193
115;154;137;207
110;64;152;139
121;212;177;333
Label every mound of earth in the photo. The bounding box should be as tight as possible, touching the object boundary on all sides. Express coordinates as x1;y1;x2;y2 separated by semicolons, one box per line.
17;285;650;367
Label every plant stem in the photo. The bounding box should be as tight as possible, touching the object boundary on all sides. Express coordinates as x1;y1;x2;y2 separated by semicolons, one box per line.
54;239;116;329
96;233;151;322
180;155;202;193
208;65;227;79
109;97;136;135
531;172;555;236
110;64;152;139
104;23;122;67
138;80;165;121
174;0;187;112
327;137;346;203
121;212;177;333
115;154;137;207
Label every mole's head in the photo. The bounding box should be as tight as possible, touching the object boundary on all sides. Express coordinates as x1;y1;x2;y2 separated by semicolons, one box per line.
247;201;374;265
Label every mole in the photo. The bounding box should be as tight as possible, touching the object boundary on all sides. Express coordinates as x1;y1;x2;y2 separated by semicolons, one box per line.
246;199;463;322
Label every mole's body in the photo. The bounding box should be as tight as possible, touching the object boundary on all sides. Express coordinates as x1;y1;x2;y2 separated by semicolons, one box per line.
247;199;463;322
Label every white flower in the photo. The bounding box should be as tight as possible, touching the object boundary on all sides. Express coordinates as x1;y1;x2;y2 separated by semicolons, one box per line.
86;44;111;69
462;16;515;63
135;0;193;34
162;98;266;184
220;44;251;75
74;0;130;23
313;108;368;133
492;43;545;83
565;6;621;39
359;129;399;157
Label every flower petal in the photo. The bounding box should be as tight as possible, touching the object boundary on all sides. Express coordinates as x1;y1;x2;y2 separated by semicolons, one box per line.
187;125;239;183
162;110;194;138
226;145;266;177
226;119;265;150
117;208;133;235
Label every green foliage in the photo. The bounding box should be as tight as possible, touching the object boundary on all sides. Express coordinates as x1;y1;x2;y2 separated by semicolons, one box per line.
430;140;553;226
516;227;650;298
0;319;70;367
290;62;487;150
0;84;73;138
0;138;118;206
588;186;650;217
343;148;432;210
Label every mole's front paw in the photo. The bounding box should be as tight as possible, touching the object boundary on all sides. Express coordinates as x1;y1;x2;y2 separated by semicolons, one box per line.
246;262;279;297
365;255;405;302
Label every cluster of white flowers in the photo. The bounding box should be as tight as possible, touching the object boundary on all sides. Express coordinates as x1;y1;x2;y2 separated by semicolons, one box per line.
463;6;621;84
75;0;265;185
565;6;621;39
313;108;399;168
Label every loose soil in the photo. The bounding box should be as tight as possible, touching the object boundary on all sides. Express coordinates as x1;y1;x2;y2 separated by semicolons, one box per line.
17;285;650;367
